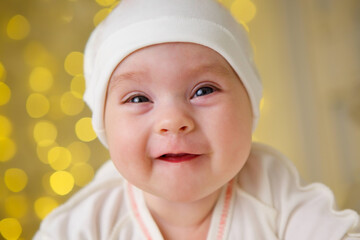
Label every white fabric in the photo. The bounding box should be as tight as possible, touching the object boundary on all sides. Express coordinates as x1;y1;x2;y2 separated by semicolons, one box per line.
83;0;262;147
34;143;360;240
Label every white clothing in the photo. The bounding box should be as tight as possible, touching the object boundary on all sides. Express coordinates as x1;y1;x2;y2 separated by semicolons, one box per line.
34;143;360;239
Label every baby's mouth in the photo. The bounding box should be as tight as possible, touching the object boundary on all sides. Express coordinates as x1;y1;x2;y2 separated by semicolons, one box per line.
157;153;200;163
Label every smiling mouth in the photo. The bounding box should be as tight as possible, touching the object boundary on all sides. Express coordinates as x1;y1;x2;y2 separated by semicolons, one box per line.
157;153;200;163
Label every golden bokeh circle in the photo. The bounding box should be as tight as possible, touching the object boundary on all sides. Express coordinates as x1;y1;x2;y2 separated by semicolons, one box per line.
34;197;59;220
24;41;55;68
60;91;84;116
47;95;65;120
26;93;50;118
0;62;6;81
64;52;84;76
67;141;91;163
33;121;58;147
50;171;75;195
93;8;112;26
231;0;257;24
70;74;85;99
4;168;28;193
110;1;120;9
96;0;116;7
0;115;12;138
0;218;22;240
5;195;28;218
29;67;54;92
6;14;31;40
37;143;58;164
75;117;97;142
48;146;72;171
0;82;11;106
70;163;95;187
0;138;16;162
260;97;265;111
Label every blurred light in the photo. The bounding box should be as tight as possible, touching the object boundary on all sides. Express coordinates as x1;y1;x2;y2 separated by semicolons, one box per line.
0;62;6;81
29;67;54;92
0;138;16;162
93;8;112;27
0;115;12;138
260;98;264;111
61;15;73;23
48;95;64;120
67;141;91;163
231;0;257;24
37;143;58;164
34;197;58;220
110;1;120;9
26;93;50;118
71;163;95;187
24;41;56;70
60;8;74;23
0;218;22;240
33;121;57;147
6;15;30;40
64;52;83;76
96;0;116;7
50;171;75;195
60;91;84;116
0;82;11;106
75;117;97;142
70;74;85;99
48;146;72;171
41;172;53;194
5;195;28;218
240;21;250;32
4;168;28;192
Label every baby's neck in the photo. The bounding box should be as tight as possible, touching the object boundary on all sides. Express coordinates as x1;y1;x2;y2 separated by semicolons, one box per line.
143;189;221;240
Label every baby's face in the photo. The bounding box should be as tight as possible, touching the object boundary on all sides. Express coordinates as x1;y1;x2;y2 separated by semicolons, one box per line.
104;43;252;202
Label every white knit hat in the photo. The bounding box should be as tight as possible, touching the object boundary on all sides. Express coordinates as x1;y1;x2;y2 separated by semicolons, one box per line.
83;0;262;147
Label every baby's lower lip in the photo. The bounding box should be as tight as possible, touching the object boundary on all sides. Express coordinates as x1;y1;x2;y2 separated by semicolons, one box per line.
157;153;200;163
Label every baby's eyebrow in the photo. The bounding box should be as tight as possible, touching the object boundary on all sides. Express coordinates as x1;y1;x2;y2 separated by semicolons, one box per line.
108;71;145;91
108;62;236;91
190;63;234;78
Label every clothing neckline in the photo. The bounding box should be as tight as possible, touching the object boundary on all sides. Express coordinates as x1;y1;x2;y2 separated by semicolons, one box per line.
125;180;236;240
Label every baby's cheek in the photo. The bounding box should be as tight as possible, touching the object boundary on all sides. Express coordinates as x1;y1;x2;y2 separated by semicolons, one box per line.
109;126;148;164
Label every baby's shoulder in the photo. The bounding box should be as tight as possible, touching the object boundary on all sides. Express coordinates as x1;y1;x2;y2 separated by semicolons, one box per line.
34;161;132;239
237;142;301;197
235;142;360;239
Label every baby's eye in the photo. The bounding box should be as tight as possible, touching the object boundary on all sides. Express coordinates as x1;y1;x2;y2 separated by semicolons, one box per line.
126;95;150;103
193;86;216;98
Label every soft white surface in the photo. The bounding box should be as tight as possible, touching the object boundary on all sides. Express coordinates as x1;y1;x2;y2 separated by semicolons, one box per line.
34;143;360;239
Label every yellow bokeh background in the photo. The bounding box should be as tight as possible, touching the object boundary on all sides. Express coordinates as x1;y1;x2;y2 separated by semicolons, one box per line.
1;0;360;239
0;1;110;239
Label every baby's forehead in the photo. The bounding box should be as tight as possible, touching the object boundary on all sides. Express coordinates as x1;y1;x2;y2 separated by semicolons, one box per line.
110;42;236;78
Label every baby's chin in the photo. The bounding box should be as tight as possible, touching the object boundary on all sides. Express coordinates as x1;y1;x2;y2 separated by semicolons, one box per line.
141;182;223;204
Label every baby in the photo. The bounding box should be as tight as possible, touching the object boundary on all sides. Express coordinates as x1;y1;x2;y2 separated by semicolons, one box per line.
34;0;360;239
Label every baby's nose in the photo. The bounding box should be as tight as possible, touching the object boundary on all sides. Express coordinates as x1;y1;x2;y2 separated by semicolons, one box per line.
154;107;195;135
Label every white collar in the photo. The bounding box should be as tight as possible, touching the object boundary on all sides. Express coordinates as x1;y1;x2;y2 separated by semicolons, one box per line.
125;180;236;240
